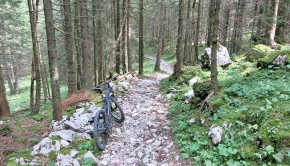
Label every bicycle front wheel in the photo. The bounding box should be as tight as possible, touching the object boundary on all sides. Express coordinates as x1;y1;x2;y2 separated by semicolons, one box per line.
93;109;108;151
110;97;125;123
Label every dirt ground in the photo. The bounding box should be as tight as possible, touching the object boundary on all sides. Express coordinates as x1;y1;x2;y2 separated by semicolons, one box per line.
0;111;50;165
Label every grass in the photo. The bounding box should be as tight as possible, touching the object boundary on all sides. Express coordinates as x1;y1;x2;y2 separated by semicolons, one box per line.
162;54;290;165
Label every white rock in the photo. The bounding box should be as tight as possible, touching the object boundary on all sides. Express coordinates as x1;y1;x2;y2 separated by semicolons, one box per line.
60;140;70;147
153;140;161;147
125;74;133;80
70;149;79;158
204;45;232;66
189;118;196;124
55;141;61;151
49;130;76;142
31;137;52;157
99;160;108;165
29;157;39;165
73;108;85;117
137;151;143;158
166;142;173;149
208;126;223;145
50;120;65;131
64;119;84;132
117;81;130;92
163;93;173;101
0;121;4;125
83;151;97;163
125;158;135;164
189;76;201;86
109;82;117;91
19;158;26;165
56;154;80;166
184;90;194;103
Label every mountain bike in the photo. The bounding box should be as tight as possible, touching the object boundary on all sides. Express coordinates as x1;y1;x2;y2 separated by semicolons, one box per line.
91;75;125;150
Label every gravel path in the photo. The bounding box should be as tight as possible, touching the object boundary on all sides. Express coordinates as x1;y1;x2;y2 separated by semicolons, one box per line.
96;61;191;165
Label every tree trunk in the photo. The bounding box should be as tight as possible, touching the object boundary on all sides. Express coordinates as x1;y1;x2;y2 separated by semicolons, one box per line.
4;62;16;95
93;0;104;84
138;0;144;75
28;0;41;114
115;0;121;74
250;0;260;47
80;0;93;89
183;0;192;65
207;0;214;47
74;0;82;90
0;65;10;119
194;0;201;61
230;0;246;55
210;0;221;92
173;0;184;76
63;0;77;95
266;0;280;47
221;3;230;47
275;0;287;42
121;0;127;74
127;0;132;72
43;0;63;121
154;2;164;71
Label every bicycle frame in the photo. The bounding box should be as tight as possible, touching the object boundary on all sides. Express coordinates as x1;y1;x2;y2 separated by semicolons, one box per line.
103;83;113;125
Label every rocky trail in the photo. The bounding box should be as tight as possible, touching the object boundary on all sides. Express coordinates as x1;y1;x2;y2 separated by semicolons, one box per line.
4;60;191;165
96;61;190;166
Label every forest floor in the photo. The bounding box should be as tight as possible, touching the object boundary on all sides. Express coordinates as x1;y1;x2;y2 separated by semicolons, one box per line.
0;111;50;165
95;60;191;165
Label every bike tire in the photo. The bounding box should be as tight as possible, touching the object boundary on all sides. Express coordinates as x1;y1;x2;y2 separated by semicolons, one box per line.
93;109;108;151
110;97;125;123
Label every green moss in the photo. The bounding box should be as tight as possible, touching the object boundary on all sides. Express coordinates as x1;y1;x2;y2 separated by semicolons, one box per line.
193;81;211;99
211;97;224;110
49;151;57;161
7;148;34;161
32;114;44;122
59;148;71;155
253;44;273;54
7;161;18;166
50;135;61;141
257;50;290;68
242;143;257;160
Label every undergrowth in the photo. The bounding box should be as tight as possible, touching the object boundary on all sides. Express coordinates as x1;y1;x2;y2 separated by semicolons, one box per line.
162;55;290;165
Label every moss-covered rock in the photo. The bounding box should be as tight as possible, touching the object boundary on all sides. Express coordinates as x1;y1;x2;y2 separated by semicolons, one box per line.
211;97;224;110
246;44;273;62
193;81;211;100
257;50;290;68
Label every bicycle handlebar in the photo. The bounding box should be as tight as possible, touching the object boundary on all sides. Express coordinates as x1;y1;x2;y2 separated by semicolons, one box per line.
91;75;120;92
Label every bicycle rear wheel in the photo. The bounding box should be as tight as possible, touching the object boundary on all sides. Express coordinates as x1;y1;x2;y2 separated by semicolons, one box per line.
110;97;125;123
93;109;108;151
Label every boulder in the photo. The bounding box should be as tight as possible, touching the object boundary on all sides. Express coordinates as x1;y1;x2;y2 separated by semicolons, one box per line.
49;130;76;142
208;126;223;145
257;50;290;68
163;93;173;101
184;90;194;104
203;45;232;68
189;76;201;87
193;81;211;100
56;154;80;166
117;81;130;92
31;137;58;157
273;55;288;66
83;151;98;163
